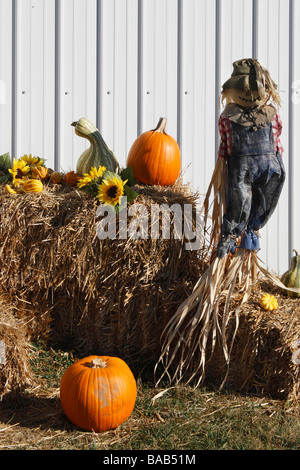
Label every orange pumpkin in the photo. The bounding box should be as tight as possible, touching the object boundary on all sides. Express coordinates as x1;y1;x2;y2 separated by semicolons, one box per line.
65;171;80;186
127;117;181;186
60;355;137;433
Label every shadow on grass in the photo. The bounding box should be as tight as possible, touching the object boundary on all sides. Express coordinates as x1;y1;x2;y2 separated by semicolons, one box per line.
0;392;75;432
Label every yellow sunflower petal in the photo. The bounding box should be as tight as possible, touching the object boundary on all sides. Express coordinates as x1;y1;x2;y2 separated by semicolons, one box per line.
5;184;17;194
77;174;93;188
88;166;106;180
21;154;42;167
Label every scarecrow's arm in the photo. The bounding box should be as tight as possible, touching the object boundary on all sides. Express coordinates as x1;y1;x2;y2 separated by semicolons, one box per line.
217;113;231;161
273;113;284;156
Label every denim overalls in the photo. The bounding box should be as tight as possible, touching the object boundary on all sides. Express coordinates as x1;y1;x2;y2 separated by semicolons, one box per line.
217;121;286;258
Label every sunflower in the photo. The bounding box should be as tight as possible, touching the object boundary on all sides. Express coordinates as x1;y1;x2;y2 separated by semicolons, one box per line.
89;166;106;180
97;174;127;206
77;174;93;188
21;154;43;167
77;166;106;189
9;158;30;180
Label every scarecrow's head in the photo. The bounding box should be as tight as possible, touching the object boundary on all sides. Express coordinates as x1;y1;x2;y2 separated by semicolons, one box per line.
221;58;280;108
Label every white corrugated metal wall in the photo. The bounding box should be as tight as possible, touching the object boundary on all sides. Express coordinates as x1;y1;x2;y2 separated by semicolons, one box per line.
0;0;299;275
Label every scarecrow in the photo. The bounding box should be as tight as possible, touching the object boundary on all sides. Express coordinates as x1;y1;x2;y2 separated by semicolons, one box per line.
216;58;285;258
156;59;291;387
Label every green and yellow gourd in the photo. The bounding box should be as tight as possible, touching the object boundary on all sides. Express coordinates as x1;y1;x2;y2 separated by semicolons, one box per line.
72;118;119;176
281;250;300;298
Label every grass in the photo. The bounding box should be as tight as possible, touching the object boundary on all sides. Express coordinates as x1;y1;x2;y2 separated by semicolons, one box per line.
0;342;299;451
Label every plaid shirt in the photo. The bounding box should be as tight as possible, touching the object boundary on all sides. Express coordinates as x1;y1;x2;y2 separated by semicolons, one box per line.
218;111;284;160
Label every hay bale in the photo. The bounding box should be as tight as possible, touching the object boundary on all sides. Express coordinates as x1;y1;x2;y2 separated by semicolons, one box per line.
1;180;299;401
0;296;35;399
0;180;205;364
205;281;300;401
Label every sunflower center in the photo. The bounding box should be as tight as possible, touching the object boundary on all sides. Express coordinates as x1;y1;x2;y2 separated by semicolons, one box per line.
107;185;118;199
16;168;25;178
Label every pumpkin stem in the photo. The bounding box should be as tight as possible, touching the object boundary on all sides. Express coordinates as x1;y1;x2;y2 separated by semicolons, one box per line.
91;357;107;368
293;249;299;257
153;117;168;134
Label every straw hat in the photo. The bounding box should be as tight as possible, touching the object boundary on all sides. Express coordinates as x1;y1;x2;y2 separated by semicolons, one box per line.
222;58;277;100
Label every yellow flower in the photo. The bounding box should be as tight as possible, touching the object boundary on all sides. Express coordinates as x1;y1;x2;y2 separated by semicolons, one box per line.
9;158;30;180
77;174;93;188
21;154;43;167
77;166;106;188
89;166;106;180
97;174;127;206
5;184;17;194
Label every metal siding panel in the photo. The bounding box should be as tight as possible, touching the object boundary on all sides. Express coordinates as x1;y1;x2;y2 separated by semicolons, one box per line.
125;0;139;162
99;0;138;167
140;0;178;139
291;0;300;257
99;0;139;167
180;0;196;186
181;0;217;193
58;0;75;170
0;0;12;157
219;0;253;88
43;0;56;168
110;0;128;162
58;0;97;172
31;0;55;167
140;0;156;131
255;0;291;274
199;0;218;190
231;0;253;59
277;0;291;273
114;0;138;164
255;0;278;268
99;0;115;153
165;0;178;142
13;0;55;164
14;0;32;157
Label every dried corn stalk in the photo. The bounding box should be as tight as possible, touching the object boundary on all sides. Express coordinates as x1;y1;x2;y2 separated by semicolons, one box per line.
155;155;300;388
156;249;257;387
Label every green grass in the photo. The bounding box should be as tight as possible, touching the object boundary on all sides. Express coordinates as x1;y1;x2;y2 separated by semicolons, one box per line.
0;343;299;450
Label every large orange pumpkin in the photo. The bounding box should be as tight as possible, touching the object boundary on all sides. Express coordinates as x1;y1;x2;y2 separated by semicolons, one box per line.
60;355;137;433
127;117;181;186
